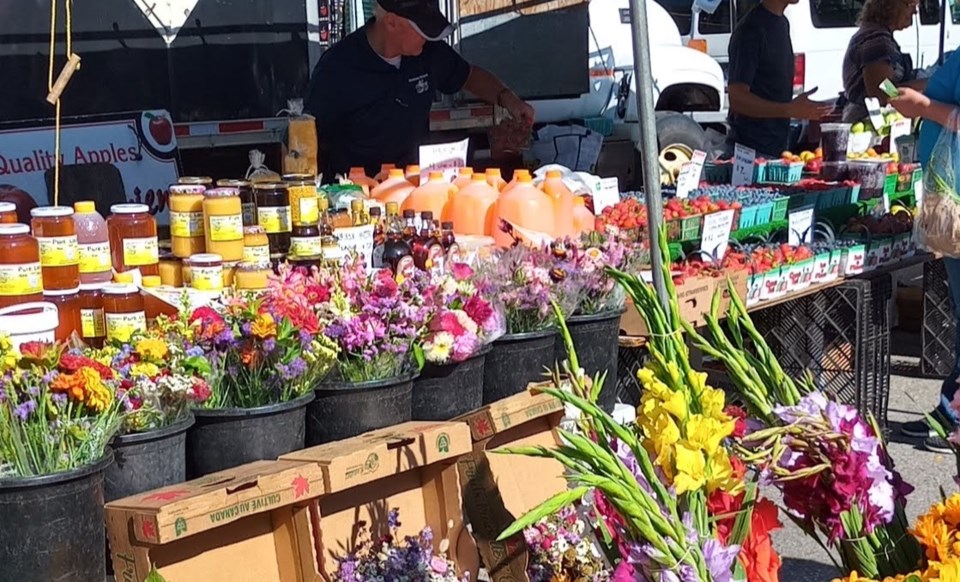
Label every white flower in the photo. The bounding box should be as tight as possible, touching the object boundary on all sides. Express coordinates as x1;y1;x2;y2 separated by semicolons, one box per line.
553;537;569;554
425;332;455;363
442;277;459;298
453;310;479;335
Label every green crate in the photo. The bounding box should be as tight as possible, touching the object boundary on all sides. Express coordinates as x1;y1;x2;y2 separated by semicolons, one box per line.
771;197;790;221
681;215;702;240
882;172;898;200
704;163;732;184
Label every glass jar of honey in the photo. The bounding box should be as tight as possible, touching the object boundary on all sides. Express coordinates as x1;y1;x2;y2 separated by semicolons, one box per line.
0;202;18;224
31;206;80;291
179;176;213;188
108;204;159;277
235;261;271;291
187;253;224;291
43;286;81;342
218;179;258;227
203;188;244;262
283;174;319;227
159;251;183;287
102;283;146;343
290;223;322;258
78;283;106;348
242;226;271;264
169;184;206;258
223;261;239;288
0;224;43;309
254;183;292;255
288;254;322;274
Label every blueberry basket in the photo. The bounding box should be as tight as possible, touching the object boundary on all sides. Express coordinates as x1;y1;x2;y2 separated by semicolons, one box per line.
760;162;804;185
704;162;732;184
739;205;760;229
771;196;790;221
755;201;774;225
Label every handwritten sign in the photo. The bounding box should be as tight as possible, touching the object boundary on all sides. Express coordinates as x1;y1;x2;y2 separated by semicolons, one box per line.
419;138;469;181
788;208;814;246
336;224;375;268
593;177;620;214
700;209;735;260
676;150;707;199
732;144;755;187
865;97;885;131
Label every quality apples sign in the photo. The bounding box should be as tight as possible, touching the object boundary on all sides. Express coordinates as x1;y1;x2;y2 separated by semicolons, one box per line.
0;110;179;222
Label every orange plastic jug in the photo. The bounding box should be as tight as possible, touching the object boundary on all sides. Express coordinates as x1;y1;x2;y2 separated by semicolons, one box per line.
348;167;379;195
451;174;499;236
372;169;415;207
486;168;507;191
405;165;421;187
374;163;396;182
453;167;474;190
493;174;555;247
503;169;531;194
402;171;455;220
572;196;595;236
542;170;575;239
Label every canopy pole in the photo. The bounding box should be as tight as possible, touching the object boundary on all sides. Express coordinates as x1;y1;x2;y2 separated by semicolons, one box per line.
939;0;947;66
627;0;671;312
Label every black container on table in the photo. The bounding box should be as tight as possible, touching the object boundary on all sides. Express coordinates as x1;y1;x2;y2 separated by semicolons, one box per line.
412;346;490;420
308;372;416;445
555;310;623;413
106;415;194;502
0;453;113;582
186;392;313;479
483;328;556;405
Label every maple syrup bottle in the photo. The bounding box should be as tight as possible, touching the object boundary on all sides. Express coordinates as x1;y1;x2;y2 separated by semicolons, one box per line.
414;211;442;272
401;209;418;245
318;197;335;238
382;206;414;280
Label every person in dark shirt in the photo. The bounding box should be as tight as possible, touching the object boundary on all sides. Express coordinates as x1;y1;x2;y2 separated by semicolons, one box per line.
304;0;533;180
726;0;831;158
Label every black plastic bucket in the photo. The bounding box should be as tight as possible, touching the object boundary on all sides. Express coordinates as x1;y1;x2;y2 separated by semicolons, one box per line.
308;372;415;445
106;415;194;502
556;310;623;413
186;392;314;479
412;346;490;420
483;329;556;405
0;453;113;582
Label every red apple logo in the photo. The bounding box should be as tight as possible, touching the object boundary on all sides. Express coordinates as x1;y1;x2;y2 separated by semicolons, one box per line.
147;113;173;146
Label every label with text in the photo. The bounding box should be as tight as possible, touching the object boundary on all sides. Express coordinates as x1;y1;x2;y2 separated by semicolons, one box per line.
788;208;815;245
0;263;42;296
191;265;224;291
732;144;755;187
700;210;735;259
170;210;205;237
38;235;79;267
676;150;707;199
257;206;292;234
122;237;159;266
105;311;147;342
242;244;271;264
81;308;106;338
78;241;112;274
208;214;244;241
290;236;323;257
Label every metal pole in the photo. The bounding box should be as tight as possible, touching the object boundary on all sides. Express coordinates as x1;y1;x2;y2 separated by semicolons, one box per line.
939;0;947;66
627;0;671;312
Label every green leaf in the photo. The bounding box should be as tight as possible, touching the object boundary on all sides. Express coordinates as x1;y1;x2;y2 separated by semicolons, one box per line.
413;344;425;370
184;355;212;376
497;486;589;541
145;566;167;582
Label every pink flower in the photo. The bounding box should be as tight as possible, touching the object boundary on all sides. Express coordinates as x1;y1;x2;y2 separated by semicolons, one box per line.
432;311;468;337
451;263;474;281
464;295;494;327
429;556;449;574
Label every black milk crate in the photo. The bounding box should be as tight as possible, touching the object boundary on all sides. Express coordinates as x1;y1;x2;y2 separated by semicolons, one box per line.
617;339;646;407
922;259;956;378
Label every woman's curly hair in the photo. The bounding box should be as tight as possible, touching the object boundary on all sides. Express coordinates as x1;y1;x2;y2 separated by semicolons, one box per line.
858;0;915;26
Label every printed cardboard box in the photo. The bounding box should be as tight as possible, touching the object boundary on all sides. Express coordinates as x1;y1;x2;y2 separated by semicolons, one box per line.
105;460;325;582
280;421;474;581
455;389;567;582
620;273;747;336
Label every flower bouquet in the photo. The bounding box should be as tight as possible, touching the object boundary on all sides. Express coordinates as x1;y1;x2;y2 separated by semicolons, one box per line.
524;505;612;582
556;235;631;317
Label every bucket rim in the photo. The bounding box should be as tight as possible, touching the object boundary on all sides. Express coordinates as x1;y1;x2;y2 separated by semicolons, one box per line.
114;414;195;445
191;391;315;418
317;371;419;392
496;327;557;343
567;307;627;324
420;344;492;373
0;450;114;490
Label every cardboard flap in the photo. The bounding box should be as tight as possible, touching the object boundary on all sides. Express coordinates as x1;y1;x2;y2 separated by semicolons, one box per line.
456;389;564;442
105;460;325;544
280;422;472;493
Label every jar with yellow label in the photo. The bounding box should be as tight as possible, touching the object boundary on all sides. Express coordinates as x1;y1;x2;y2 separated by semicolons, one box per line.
223;261;239;288
102;283;146;343
178;176;213;188
0;225;42;309
290;223;322;258
31;206;80;291
107;204;159;277
254;183;292;255
218;179;258;227
78;283;106;348
202;188;244;262
169;184;206;258
43;286;81;342
159;251;183;287
283;174;319;226
0;202;18;224
242;226;271;264
187;254;224;291
235;261;271;291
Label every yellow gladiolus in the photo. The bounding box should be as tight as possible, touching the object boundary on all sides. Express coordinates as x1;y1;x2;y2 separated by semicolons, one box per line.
673;443;706;494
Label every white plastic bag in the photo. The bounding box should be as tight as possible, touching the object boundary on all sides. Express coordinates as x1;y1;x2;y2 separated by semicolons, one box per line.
915;113;960;257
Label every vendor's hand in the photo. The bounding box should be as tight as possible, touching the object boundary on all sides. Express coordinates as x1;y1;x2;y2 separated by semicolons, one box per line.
501;91;535;126
789;89;833;121
888;87;930;119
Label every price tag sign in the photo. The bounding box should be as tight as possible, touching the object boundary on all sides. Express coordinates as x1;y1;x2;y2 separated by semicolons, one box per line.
732;144;755;187
700;209;735;260
419;138;470;181
865;97;885;131
593;177;620;214
890;118;912;151
676;150;707;199
788;208;814;246
336;224;376;269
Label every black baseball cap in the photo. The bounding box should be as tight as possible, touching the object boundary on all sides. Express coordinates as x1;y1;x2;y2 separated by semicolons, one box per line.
378;0;454;41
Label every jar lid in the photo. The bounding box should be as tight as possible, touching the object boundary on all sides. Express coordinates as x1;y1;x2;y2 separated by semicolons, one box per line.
0;202;16;213
237;261;272;272
217;179;251;188
0;224;30;235
43;286;80;296
170;184;207;195
73;201;96;213
187;253;223;265
114;272;135;283
142;276;161;288
204;187;240;198
111;203;150;214
31;206;74;218
79;283;107;292
253;182;288;191
244;225;266;235
103;283;139;295
179;176;213;185
223;260;240;268
159;250;180;262
282;173;314;182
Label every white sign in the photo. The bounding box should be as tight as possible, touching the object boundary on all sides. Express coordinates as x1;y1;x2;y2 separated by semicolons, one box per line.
700;209;735;260
676;150;707;199
593;177;620;214
419;138;470;182
915;178;924;208
0;110;179;224
788;208;814;245
133;0;201;45
865;98;885;131
890;119;912;152
732;144;755;187
336;224;376;269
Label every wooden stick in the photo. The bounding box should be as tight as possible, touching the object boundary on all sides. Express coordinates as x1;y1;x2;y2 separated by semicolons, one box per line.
46;53;80;104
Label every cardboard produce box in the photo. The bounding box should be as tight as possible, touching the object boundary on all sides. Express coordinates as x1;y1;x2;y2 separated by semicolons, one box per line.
105;460;325;582
619;272;748;337
280;421;475;581
456;389;567;582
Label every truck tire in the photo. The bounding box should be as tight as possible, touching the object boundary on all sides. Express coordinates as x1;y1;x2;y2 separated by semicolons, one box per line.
655;111;706;152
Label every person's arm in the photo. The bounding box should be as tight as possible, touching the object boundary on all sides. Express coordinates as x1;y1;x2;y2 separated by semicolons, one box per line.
861;61;898;105
462;66;534;124
889;87;959;128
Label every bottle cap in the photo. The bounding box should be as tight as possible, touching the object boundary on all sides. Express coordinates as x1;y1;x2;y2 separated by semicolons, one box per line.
0;224;30;235
421;211;434;220
0;202;15;213
179;176;213;186
388;168;405;179
114;272;135;283
31;206;74;218
429;171;445;180
103;283;138;295
459;167;473;176
73;201;96;213
170;184;207;195
110;204;150;214
43;286;80;296
546;170;563;179
486;168;502;177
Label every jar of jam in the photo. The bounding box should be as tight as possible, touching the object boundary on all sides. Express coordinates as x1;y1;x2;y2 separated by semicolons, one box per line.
102;283;146;343
288;255;322;274
0;202;18;224
78;283;106;348
235;261;271;291
218;179;258;227
283;174;319;227
290;223;322;258
108;204;159;277
179;176;213;188
169;184;206;258
254;183;292;255
202;188;245;262
31;206;80;291
242;226;271;264
187;254;224;291
0;224;43;309
42;286;81;342
223;261;239;288
159;251;183;287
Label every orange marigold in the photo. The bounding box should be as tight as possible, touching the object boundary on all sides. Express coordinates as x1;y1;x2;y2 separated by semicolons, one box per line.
50;372;86;404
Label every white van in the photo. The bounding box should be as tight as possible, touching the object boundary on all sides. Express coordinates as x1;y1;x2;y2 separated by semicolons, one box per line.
656;0;956;102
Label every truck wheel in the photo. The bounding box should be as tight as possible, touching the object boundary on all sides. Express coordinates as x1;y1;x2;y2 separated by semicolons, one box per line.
655;112;705;185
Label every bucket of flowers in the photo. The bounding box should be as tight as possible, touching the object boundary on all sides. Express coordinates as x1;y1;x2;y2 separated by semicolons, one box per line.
0;338;125;582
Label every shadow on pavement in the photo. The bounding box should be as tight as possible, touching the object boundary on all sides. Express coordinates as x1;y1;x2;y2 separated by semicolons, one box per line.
779;557;841;582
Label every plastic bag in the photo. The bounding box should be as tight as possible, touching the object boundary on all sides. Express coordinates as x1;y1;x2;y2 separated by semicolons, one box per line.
279;99;318;177
915;114;960;257
245;149;281;183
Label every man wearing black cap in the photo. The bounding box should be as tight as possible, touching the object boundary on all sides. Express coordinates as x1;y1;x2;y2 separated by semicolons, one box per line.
304;0;534;180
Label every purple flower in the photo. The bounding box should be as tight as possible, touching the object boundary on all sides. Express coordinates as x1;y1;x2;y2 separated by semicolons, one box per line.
0;388;6;403
241;322;253;336
186;346;205;358
14;399;36;421
263;338;277;353
702;538;739;582
299;330;313;347
51;393;67;405
387;508;401;529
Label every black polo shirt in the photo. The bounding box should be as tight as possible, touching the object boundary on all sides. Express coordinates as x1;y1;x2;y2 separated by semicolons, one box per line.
304;22;472;180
